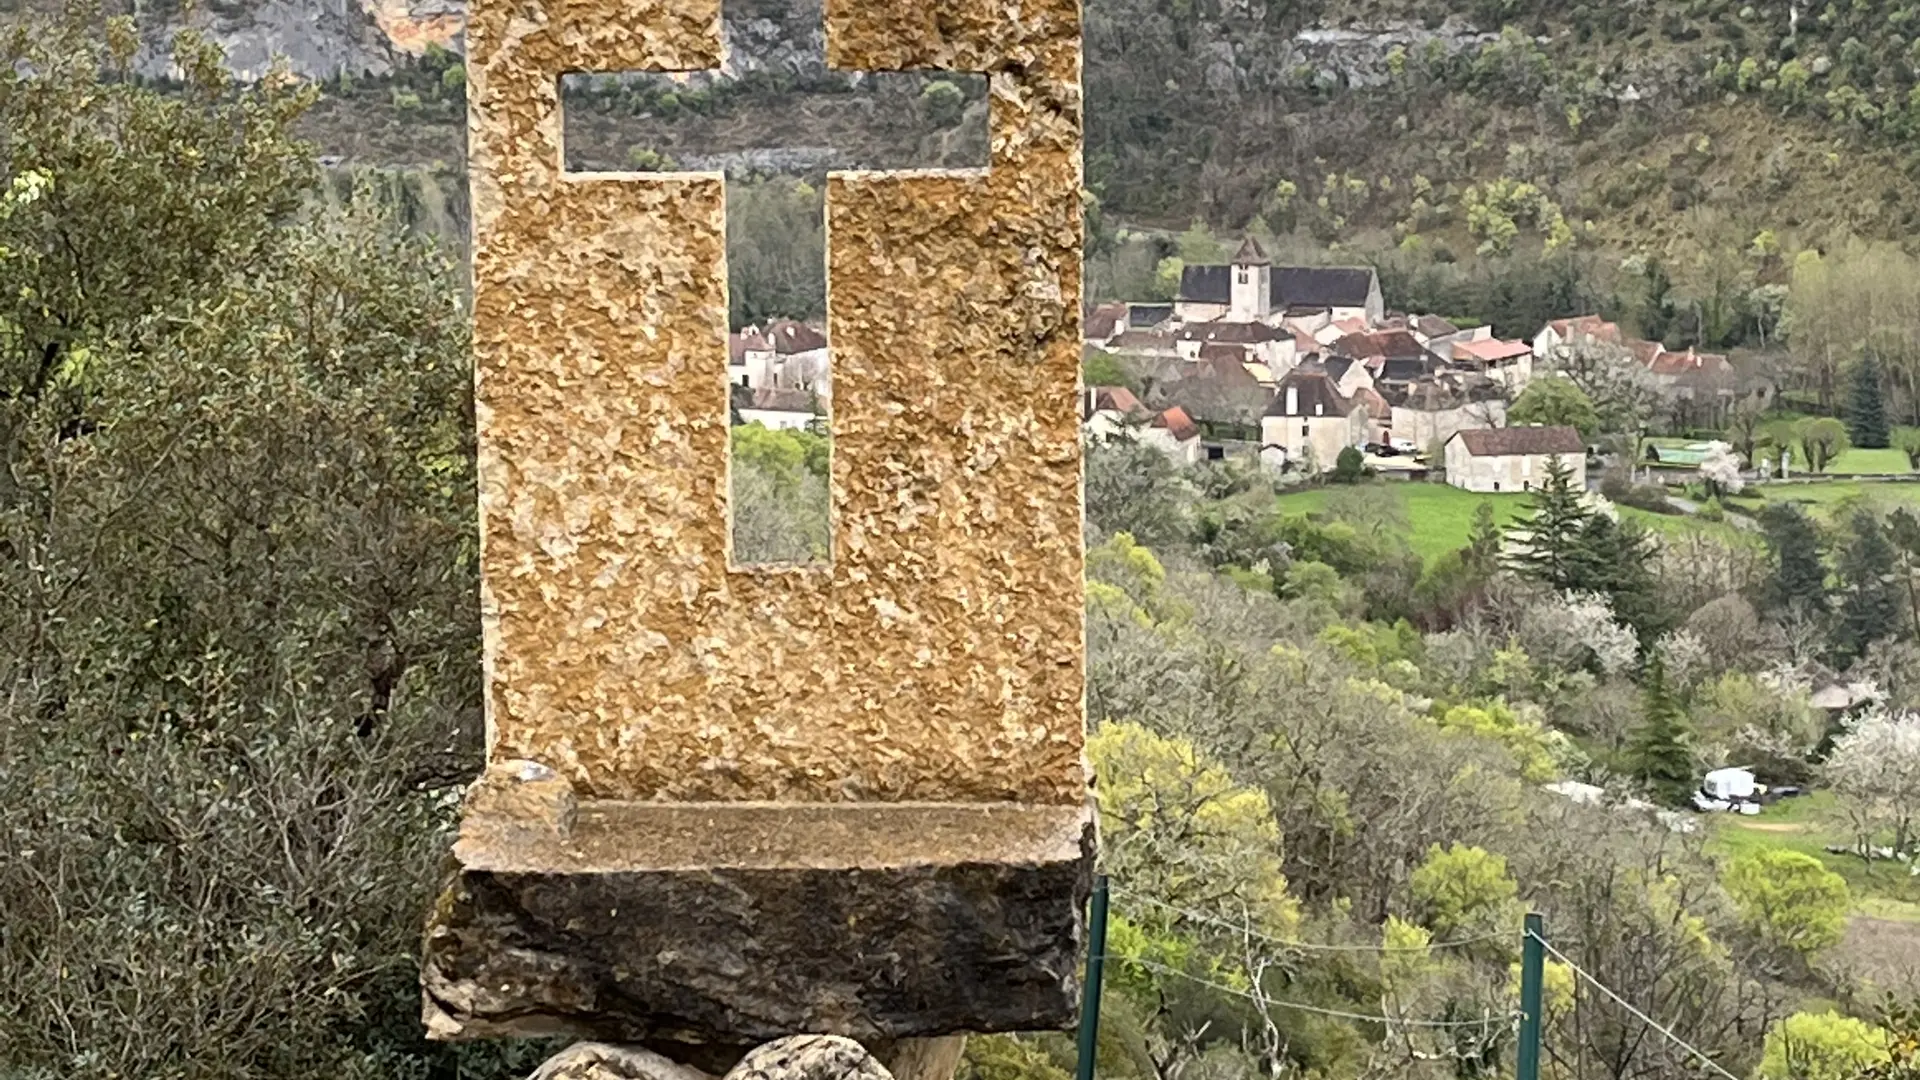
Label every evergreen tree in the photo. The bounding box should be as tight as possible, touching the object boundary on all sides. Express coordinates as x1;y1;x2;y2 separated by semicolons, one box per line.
1574;512;1668;642
1834;510;1902;665
1502;456;1590;590
1846;352;1891;449
1466;500;1503;571
1760;503;1829;617
1631;658;1697;805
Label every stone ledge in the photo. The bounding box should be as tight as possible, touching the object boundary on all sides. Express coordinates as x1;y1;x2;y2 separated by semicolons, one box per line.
422;795;1094;1048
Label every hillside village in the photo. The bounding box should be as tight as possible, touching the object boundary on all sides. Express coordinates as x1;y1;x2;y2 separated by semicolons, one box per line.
1078;236;1743;488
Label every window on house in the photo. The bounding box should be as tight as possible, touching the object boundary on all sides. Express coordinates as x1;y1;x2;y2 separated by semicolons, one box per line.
1237;269;1249;285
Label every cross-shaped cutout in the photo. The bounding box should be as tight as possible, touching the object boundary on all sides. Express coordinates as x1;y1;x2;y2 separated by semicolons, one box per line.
559;0;990;568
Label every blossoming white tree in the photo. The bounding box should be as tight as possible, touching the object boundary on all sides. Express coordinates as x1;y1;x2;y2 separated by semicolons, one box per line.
1822;707;1920;857
1699;440;1745;499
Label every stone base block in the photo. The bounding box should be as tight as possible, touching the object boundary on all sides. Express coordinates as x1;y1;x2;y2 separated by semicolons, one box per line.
422;781;1095;1049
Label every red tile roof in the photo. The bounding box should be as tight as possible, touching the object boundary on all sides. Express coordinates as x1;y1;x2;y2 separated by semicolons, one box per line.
1085;302;1128;342
1546;315;1622;346
1154;406;1201;442
1453;338;1532;364
768;320;829;355
1646;347;1732;376
1088;386;1145;417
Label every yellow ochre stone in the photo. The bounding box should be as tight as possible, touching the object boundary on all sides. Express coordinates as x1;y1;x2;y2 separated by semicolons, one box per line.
468;0;1086;804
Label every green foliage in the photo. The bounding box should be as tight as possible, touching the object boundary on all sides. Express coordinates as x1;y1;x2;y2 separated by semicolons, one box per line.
1509;375;1600;437
1408;843;1521;940
1504;458;1665;638
1722;848;1850;956
1761;503;1830;617
959;1035;1074;1080
1332;445;1367;484
1849;353;1894;449
726;178;826;328
732;422;829;483
1760;1012;1892;1080
1088;721;1299;935
1631;659;1697;805
1835;510;1902;665
920;79;967;128
0;14;538;1077
1801;417;1853;473
1435;703;1558;782
1083;348;1133;391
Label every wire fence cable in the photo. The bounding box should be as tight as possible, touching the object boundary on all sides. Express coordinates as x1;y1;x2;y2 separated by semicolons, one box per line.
1527;931;1743;1080
1113;886;1511;953
1118;956;1513;1032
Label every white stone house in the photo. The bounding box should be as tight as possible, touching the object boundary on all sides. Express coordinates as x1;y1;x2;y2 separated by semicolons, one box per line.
738;387;823;433
1141;406;1204;465
1260;367;1369;473
1442;426;1587;494
1531;314;1621;359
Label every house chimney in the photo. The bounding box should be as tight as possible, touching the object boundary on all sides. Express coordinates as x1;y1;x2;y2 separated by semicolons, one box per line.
1286;386;1298;415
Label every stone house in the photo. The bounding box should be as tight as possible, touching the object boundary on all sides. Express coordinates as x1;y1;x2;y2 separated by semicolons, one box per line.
737;387;823;433
1452;338;1535;392
1259;366;1369;473
1142;406;1204;465
1175;321;1298;373
1443;425;1587;494
1532;314;1622;358
1391;378;1508;452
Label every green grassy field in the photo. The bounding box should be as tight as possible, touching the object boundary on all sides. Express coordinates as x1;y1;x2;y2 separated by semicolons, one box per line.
1276;483;1742;563
1274;485;1534;563
1729;480;1920;520
1708;793;1920;906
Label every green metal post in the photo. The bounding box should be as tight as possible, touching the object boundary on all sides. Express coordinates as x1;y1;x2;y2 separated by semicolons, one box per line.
1517;912;1545;1080
1074;875;1111;1080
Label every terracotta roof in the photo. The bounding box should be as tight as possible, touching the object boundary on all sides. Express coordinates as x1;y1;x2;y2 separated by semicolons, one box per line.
1266;367;1352;418
1197;342;1249;364
1647;347;1733;376
1194;351;1261;385
1350;385;1392;420
1453;338;1532;364
729;331;771;363
1153;406;1201;442
744;387;819;414
1231;235;1271;267
1087;386;1145;418
768;320;829;355
1331;329;1431;360
1085;302;1128;342
1177;321;1286;345
1628;339;1664;367
1545;315;1622;346
1450;425;1585;457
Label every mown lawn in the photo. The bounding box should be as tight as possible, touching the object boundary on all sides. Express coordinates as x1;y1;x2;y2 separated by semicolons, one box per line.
1828;446;1915;475
1708;792;1920;906
1729;480;1920;520
1274;483;1740;563
1274;485;1533;563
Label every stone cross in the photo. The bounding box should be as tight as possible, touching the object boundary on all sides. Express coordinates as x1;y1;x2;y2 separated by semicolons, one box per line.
426;0;1093;1057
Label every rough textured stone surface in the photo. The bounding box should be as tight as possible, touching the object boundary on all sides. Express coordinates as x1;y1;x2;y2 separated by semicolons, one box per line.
467;0;1087;806
421;796;1095;1045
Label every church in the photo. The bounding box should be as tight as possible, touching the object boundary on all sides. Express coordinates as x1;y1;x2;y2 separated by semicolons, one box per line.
1174;237;1384;326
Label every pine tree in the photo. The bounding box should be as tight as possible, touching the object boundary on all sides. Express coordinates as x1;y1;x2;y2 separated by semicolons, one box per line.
1760;503;1829;617
1630;658;1697;805
1464;500;1501;567
1846;352;1891;449
1502;456;1590;590
1834;510;1902;665
1575;512;1668;641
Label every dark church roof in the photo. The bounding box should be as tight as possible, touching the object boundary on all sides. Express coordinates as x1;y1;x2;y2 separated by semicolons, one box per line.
1129;304;1174;328
1179;263;1378;309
